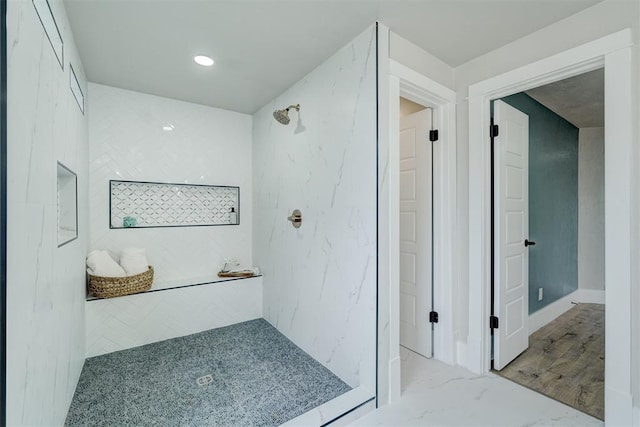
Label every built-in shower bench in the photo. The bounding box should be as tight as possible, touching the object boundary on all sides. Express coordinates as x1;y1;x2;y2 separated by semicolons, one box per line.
85;273;262;301
84;274;263;358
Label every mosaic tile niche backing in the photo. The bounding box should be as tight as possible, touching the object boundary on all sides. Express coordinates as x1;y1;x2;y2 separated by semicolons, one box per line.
110;180;239;228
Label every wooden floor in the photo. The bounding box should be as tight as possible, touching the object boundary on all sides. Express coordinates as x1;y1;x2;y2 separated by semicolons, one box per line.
496;303;605;420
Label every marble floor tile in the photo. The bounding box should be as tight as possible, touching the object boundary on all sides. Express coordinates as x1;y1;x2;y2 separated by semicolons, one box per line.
350;347;602;427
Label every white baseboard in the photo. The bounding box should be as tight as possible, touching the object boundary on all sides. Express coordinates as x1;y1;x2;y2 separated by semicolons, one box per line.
605;386;633;426
528;289;605;335
465;337;484;374
529;290;579;335
389;356;402;403
578;288;605;304
455;340;467;368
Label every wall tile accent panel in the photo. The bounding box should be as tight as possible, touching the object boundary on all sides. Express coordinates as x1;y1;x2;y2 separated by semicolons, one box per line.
110;181;239;228
89;83;253;286
6;0;89;424
252;26;377;391
85;277;263;357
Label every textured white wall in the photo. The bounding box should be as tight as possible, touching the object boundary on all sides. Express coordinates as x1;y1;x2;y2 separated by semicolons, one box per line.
578;127;605;291
390;32;454;90
253;26;377;391
88;84;253;287
6;0;89;424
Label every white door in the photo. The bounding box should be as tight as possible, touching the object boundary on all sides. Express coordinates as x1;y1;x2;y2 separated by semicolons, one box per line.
493;100;530;370
399;108;432;358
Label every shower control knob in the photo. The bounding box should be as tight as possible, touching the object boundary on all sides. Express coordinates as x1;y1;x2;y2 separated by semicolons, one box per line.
287;209;303;229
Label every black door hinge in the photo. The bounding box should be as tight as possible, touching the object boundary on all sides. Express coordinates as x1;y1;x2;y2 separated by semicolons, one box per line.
429;311;439;323
490;124;499;138
490;316;499;329
429;129;439;142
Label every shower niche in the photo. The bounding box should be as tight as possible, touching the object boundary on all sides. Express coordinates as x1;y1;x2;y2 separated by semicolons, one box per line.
57;162;78;247
109;180;240;228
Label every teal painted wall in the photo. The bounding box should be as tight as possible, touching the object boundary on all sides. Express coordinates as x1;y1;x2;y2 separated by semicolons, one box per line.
497;93;579;314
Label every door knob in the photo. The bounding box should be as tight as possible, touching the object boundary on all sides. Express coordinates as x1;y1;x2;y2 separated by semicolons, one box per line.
524;239;536;247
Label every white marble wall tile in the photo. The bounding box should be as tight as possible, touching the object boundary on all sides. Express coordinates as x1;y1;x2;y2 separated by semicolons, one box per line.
88;83;253;286
6;0;89;424
252;26;377;391
85;277;263;357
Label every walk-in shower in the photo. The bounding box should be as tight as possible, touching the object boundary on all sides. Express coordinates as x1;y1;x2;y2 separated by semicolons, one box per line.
7;0;377;422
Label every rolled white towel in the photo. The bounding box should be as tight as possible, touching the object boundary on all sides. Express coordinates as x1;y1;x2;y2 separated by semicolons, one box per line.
86;250;126;277
120;248;149;276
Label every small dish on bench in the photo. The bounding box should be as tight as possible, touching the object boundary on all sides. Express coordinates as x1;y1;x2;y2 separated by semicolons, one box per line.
217;270;256;278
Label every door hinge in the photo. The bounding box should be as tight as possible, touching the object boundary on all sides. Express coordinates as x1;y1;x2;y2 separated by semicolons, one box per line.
429;129;439;142
490;124;499;138
429;311;439;323
490;316;499;329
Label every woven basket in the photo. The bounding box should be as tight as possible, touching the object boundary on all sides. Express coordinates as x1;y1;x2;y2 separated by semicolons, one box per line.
88;266;154;299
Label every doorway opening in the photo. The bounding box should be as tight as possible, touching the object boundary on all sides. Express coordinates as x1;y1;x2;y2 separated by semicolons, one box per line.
398;97;434;391
380;54;457;404
467;29;633;424
490;69;605;420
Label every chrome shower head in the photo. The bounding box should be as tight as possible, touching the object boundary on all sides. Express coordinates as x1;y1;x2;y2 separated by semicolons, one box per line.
273;104;300;125
273;109;291;125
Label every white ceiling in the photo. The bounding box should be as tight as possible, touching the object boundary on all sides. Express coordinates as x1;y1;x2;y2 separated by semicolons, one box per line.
526;69;604;128
63;0;602;114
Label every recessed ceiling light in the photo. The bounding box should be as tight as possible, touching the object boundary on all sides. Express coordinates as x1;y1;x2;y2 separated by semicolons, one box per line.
162;124;175;131
194;55;214;67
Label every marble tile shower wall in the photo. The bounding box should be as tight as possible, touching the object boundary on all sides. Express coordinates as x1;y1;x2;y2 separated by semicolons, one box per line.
6;0;89;424
252;26;377;391
88;84;253;287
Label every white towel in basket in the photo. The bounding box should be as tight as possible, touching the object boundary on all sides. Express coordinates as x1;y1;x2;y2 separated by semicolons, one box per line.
86;250;126;277
120;248;149;276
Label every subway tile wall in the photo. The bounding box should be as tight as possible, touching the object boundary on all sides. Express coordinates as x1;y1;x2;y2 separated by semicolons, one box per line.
88;83;253;288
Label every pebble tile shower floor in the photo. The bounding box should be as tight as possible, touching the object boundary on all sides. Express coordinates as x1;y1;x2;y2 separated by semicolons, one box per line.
65;319;351;426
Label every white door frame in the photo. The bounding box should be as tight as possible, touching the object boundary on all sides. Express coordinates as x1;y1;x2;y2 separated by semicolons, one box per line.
467;29;634;424
383;59;457;403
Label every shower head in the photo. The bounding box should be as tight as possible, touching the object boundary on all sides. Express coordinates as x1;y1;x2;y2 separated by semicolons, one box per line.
273;109;291;125
273;104;300;125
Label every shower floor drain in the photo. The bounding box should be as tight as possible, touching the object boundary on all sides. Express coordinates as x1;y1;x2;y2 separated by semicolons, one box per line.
196;374;213;386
